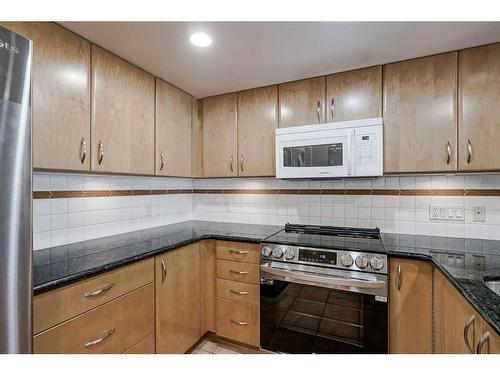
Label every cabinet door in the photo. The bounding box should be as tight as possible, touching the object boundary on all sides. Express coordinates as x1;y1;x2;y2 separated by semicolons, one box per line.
279;77;325;128
326;66;382;122
200;240;216;334
191;98;204;177
155;243;201;353
383;53;458;173
237;85;278;176
1;22;90;171
91;45;154;174
459;43;500;171
476;317;500;354
202;93;238;177
389;258;432;353
155;79;192;177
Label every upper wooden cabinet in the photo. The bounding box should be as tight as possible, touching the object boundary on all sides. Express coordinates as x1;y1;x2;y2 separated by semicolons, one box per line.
191;98;204;177
389;258;432;354
326;66;382;122
383;53;458;174
459;43;500;171
279;77;326;128
202;93;238;177
155;243;201;354
91;45;155;174
1;22;91;171
237;85;278;176
155;79;192;177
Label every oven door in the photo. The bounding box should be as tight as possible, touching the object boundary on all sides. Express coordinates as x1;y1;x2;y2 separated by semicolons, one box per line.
260;262;388;354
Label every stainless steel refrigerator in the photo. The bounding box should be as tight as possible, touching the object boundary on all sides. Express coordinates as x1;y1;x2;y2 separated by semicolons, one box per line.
0;26;33;354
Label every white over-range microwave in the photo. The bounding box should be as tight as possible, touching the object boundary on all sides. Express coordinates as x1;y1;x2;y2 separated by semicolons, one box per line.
275;117;383;179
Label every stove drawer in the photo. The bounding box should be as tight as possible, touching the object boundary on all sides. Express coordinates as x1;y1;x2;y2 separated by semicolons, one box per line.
216;279;259;305
216;259;259;284
216;297;259;347
216;241;260;264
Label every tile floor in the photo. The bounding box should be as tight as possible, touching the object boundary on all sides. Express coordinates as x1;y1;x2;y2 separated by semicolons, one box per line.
189;335;269;354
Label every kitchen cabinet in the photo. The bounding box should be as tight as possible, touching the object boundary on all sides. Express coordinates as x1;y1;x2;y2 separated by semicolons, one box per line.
389;258;432;353
124;333;155;354
383;53;458;173
192;98;204;177
477;317;500;354
91;45;155;174
155;243;201;353
0;22;91;171
237;85;278;176
200;240;216;334
458;43;500;171
326;66;382;122
279;77;326;128
155;78;192;177
202;93;238;177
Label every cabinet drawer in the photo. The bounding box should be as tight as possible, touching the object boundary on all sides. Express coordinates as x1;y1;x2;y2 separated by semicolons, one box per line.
124;333;155;354
215;241;260;264
34;283;154;354
216;297;259;347
216;259;259;284
216;279;259;305
34;258;154;334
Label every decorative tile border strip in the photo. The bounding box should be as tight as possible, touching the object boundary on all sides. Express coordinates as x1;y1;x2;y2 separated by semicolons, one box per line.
33;188;500;199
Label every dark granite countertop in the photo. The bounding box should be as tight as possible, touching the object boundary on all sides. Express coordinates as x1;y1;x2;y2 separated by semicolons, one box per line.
33;220;281;295
382;233;500;335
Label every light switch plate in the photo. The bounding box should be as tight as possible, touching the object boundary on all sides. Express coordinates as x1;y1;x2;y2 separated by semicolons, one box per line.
472;206;486;222
429;205;465;221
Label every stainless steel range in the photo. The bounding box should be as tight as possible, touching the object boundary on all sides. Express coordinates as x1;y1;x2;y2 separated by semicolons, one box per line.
260;224;388;354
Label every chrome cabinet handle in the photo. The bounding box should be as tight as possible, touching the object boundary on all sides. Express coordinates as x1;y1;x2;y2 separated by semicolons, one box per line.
80;137;87;164
330;98;335;118
230;270;248;275
98;140;104;165
161;259;167;283
446;141;452;165
230;319;248;326
467;139;473;164
476;331;490;354
230;289;249;295
397;265;402;291
84;283;115;297
240;155;244;172
463;315;475;353
160;152;165;171
84;328;116;348
316;100;321;123
230;155;234;172
230;250;248;255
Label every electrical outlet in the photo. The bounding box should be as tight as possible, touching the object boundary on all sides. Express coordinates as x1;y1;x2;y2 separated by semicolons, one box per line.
472;206;485;222
429;205;465;221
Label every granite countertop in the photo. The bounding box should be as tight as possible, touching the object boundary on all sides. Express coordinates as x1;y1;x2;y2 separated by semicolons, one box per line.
33;220;281;295
383;233;500;335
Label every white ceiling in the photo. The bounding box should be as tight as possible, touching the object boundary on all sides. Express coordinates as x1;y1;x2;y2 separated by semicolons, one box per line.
60;22;500;98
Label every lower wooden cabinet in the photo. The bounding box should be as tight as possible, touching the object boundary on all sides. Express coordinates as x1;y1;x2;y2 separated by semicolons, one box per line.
216;297;260;347
124;333;155;354
477;318;500;354
155;243;201;353
389;258;433;353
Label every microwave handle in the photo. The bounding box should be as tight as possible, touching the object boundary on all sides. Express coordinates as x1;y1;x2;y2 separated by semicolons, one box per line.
347;130;354;176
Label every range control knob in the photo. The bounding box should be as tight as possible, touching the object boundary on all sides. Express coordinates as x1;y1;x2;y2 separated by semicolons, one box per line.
284;248;296;260
370;256;384;271
272;246;284;259
340;253;354;267
261;246;272;258
355;255;368;269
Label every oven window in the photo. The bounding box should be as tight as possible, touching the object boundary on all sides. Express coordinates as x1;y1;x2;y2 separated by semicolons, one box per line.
260;281;387;354
283;143;343;167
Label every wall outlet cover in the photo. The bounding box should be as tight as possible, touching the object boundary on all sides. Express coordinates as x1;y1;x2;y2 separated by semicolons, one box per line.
472;206;486;222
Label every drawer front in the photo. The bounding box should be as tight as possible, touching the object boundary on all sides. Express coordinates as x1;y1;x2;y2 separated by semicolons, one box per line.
125;333;155;354
34;258;154;334
216;259;259;284
216;279;259;305
34;283;154;354
216;297;259;347
215;241;260;264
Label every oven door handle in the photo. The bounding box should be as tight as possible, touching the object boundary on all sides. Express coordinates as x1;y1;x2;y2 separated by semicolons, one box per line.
260;264;386;289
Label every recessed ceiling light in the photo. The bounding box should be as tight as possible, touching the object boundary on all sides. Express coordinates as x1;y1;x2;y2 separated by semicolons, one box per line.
189;32;212;48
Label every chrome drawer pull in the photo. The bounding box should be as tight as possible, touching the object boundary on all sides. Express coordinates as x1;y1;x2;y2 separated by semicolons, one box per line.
84;283;115;297
160;152;165;171
230;250;248;255
476;332;490;354
84;328;116;348
98;140;104;165
230;319;248;326
161;260;167;283
463;315;475;353
230;270;248;275
446;141;452;165
80;137;87;164
467;139;473;164
230;289;248;295
397;265;402;291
